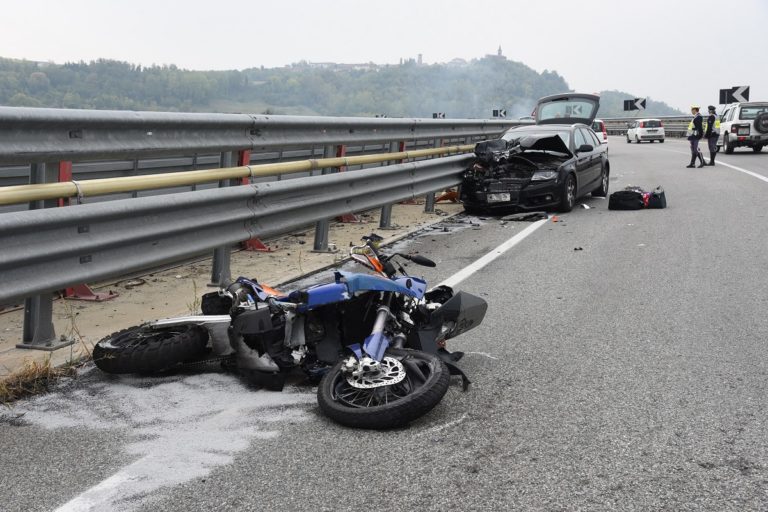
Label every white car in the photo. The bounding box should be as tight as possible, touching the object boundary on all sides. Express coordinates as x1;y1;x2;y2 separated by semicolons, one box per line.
719;102;768;153
591;119;609;145
626;119;665;143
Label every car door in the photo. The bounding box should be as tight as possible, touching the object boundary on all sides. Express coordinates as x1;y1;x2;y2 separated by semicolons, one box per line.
573;128;594;195
579;127;601;188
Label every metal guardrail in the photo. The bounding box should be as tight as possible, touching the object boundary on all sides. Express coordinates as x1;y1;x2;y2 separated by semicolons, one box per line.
0;107;518;164
0;155;472;305
1;106;524;350
0;145;473;206
601;116;691;137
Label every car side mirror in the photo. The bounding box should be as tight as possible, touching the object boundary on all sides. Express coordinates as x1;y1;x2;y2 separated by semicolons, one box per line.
576;144;593;153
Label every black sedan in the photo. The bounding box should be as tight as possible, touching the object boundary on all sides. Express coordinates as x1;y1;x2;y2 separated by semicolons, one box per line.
461;93;610;213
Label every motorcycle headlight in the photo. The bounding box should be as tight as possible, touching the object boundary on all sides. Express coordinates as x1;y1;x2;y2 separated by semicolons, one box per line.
531;170;558;181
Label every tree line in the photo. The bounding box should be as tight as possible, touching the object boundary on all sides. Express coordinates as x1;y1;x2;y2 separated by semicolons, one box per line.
0;56;681;118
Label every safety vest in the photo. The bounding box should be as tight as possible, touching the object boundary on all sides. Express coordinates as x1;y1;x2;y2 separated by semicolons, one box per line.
703;115;721;135
686;115;701;137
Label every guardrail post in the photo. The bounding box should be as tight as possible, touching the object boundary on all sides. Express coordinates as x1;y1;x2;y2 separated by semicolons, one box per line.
210;152;235;287
424;139;442;213
313;144;338;253
17;162;74;350
379;141;402;229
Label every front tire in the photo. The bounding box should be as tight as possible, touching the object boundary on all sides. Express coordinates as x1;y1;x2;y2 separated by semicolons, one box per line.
317;348;450;429
753;145;763;153
93;324;209;374
558;174;576;212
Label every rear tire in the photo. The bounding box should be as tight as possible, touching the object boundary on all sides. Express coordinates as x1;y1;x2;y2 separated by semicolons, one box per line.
660;139;665;143
626;136;631;143
592;165;609;197
753;145;763;153
93;324;208;374
317;348;450;430
635;135;641;144
724;134;735;154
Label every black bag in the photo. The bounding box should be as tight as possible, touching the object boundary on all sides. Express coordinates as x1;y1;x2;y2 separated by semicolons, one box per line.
647;186;667;209
608;189;645;210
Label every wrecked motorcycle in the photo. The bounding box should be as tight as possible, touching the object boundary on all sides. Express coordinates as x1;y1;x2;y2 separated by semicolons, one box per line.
93;235;487;429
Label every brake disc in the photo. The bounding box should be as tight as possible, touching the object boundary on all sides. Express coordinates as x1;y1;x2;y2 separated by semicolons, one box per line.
345;356;406;389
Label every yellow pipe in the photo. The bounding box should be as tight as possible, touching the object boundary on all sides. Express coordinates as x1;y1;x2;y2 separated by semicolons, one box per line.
0;145;474;206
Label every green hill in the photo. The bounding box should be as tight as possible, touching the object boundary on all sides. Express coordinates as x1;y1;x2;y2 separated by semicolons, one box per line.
0;56;682;118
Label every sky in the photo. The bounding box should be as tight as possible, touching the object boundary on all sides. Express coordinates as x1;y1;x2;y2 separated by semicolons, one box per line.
1;0;766;112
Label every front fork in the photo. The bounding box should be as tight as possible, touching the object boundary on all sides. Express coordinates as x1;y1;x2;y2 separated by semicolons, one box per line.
343;292;402;376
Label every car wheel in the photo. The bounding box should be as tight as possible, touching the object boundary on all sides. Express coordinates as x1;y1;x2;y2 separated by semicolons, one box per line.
660;139;665;144
626;135;631;143
558;174;576;212
592;165;609;197
635;135;641;144
754;145;764;153
724;134;734;154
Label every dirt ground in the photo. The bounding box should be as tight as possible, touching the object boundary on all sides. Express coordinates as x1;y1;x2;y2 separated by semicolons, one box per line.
0;202;464;378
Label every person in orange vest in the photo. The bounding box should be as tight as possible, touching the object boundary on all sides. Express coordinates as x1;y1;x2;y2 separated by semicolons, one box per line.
686;105;705;168
704;105;720;166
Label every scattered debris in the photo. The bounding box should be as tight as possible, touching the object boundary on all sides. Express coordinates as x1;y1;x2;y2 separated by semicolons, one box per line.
501;212;548;222
122;278;146;290
579;204;591;209
551;216;559;223
435;189;459;203
175;275;182;279
574;247;583;251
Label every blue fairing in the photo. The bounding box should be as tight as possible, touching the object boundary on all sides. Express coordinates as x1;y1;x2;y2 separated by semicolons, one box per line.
298;282;350;308
338;272;426;299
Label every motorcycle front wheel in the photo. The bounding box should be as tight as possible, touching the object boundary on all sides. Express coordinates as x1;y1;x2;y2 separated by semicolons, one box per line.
317;348;450;429
93;324;208;374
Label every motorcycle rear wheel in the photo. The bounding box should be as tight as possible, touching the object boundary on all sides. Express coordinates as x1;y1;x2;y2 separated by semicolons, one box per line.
317;348;449;429
93;324;208;374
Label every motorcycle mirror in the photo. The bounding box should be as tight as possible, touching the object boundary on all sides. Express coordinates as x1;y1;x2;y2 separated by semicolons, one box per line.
402;254;436;267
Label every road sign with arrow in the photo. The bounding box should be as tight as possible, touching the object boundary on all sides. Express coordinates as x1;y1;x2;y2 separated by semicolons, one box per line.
719;86;750;104
492;109;507;118
623;98;646;111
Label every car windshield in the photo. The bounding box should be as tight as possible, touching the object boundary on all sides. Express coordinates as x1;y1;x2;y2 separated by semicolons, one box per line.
739;106;768;120
502;130;571;153
644;120;662;128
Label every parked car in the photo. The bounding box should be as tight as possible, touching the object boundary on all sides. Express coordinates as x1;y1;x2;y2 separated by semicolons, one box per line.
626;119;665;143
460;93;609;214
719;102;768;153
591;119;609;145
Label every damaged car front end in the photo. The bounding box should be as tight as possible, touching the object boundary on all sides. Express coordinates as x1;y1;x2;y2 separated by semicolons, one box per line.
461;93;608;214
460;130;577;213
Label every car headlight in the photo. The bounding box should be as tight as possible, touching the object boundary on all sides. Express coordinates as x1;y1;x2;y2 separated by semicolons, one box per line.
531;170;558;181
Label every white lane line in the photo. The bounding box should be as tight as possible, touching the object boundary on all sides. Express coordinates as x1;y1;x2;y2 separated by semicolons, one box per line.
438;218;549;289
710;159;768;184
658;147;768;184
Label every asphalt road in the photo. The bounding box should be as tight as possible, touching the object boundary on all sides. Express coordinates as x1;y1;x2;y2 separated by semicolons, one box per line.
2;136;768;511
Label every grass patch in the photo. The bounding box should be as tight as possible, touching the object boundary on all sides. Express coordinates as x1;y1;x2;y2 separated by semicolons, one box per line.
0;358;83;405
